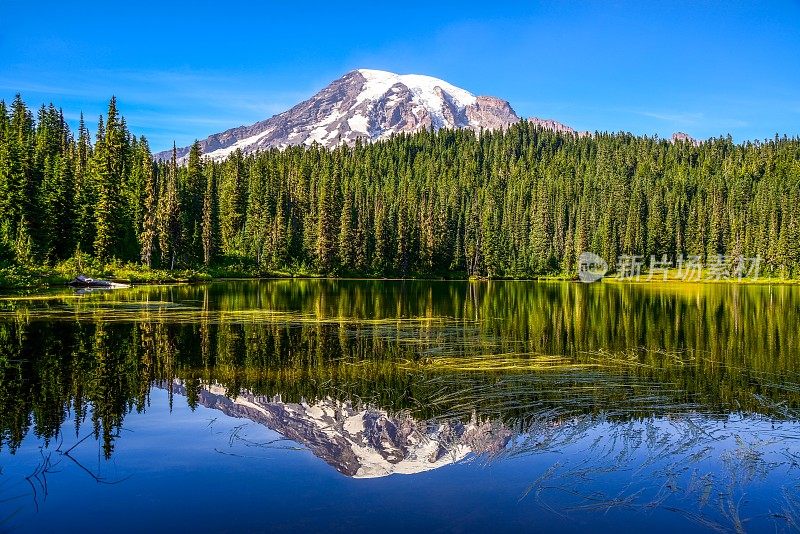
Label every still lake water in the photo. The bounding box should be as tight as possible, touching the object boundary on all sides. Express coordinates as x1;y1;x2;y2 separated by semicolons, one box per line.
1;280;799;532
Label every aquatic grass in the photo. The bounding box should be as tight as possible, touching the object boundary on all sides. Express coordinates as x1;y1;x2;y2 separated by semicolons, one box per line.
779;488;800;532
398;353;600;373
0;302;481;329
508;412;800;533
0;470;25;530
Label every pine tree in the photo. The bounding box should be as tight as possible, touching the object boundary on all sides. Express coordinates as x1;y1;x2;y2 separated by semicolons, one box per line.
338;190;355;270
202;165;217;266
315;165;338;273
93;97;127;262
182;141;204;263
219;150;246;255
157;145;181;269
140;153;158;267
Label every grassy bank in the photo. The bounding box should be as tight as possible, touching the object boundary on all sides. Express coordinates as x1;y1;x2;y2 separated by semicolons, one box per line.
600;267;800;285
0;256;211;289
1;257;798;290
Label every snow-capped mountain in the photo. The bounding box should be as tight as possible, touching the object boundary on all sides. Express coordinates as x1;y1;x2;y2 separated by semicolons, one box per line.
171;381;512;478
156;69;525;162
153;70;703;162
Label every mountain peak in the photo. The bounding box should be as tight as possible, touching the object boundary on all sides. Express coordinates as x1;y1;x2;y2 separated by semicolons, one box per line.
155;70;562;162
355;68;478;110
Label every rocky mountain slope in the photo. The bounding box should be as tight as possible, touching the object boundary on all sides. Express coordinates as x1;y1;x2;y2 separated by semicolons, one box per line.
156;69;525;162
155;69;700;162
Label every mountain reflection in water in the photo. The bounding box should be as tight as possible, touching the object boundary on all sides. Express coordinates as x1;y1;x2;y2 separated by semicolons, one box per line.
1;280;800;532
172;382;512;478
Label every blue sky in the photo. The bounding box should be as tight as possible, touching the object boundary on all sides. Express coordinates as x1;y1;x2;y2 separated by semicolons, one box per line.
1;0;799;151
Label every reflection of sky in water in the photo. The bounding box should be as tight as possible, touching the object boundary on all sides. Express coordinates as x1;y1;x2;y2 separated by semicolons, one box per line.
3;387;799;533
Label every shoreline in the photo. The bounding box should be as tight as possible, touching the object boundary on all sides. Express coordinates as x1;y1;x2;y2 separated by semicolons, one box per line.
2;268;799;290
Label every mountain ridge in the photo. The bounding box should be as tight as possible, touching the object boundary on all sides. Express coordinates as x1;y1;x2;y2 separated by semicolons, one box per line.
155;69;697;162
155;69;529;162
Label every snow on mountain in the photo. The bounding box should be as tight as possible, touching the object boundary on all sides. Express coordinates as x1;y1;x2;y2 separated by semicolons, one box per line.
355;69;478;129
169;381;512;478
155;69;530;162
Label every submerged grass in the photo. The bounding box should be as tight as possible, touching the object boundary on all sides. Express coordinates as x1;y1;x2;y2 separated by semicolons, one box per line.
506;406;800;533
399;353;599;372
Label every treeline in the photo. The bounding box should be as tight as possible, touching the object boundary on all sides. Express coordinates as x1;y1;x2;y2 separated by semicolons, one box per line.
2;95;799;277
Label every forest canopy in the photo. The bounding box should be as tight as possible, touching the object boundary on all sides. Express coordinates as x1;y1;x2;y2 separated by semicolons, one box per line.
1;95;799;278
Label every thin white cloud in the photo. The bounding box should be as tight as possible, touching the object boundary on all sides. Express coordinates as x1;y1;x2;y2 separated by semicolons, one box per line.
636;110;704;124
630;109;748;132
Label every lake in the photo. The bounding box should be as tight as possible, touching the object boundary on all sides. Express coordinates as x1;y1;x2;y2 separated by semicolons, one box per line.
1;280;799;532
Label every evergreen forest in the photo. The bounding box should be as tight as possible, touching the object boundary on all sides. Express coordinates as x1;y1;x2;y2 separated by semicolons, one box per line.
1;95;799;280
